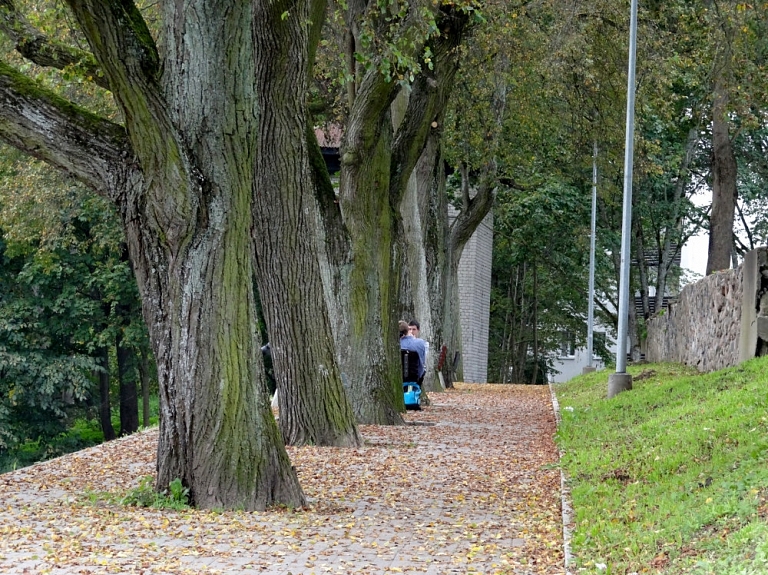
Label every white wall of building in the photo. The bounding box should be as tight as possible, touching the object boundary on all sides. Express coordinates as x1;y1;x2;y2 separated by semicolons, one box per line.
550;324;617;383
550;348;606;383
456;212;494;383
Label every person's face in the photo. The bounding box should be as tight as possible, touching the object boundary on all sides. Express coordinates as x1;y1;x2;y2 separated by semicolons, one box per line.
409;326;419;337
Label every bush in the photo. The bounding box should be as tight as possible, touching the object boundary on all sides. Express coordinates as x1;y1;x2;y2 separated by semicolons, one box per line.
120;475;190;510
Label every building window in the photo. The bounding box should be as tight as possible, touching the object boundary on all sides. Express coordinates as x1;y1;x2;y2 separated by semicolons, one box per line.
559;331;576;358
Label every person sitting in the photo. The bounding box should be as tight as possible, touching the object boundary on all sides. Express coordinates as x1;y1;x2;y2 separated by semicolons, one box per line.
399;320;425;409
399;320;425;384
408;320;428;387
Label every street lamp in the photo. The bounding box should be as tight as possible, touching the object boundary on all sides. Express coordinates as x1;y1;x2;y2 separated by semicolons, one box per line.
608;0;638;398
583;142;598;376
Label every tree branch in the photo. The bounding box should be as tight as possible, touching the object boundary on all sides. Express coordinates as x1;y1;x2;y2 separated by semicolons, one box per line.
736;200;754;251
0;61;132;197
342;65;400;163
594;295;618;330
64;0;172;158
453;181;495;248
497;177;530;191
448;46;510;254
65;0;199;240
0;0;108;89
389;6;471;204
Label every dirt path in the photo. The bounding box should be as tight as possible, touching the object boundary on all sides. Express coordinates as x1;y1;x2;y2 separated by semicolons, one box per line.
0;384;564;574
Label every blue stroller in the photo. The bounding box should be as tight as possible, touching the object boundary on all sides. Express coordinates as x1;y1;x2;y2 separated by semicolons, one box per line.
401;349;422;410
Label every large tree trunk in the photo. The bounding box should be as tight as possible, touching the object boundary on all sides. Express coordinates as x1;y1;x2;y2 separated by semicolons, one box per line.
0;0;305;510
148;0;304;509
251;1;360;447
312;5;403;424
124;201;304;509
339;83;404;424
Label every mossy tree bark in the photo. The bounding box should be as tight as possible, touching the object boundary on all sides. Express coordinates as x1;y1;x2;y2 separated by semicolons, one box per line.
338;70;404;424
0;0;305;510
252;2;360;447
327;6;472;421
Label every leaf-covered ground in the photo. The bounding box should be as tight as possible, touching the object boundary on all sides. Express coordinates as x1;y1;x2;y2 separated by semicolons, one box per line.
0;383;563;574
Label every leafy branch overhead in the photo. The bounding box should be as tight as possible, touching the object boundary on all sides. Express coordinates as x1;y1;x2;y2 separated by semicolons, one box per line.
0;0;107;88
350;0;484;84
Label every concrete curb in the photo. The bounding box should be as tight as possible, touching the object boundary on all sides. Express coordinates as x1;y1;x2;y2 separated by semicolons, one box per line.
549;382;574;575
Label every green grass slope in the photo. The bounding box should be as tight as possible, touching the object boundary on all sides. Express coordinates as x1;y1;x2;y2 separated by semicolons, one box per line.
554;358;768;575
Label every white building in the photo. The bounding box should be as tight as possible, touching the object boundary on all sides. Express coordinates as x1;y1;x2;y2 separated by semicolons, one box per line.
549;326;615;383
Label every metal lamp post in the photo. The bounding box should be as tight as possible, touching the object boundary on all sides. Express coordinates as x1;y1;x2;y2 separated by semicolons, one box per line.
607;0;638;398
583;142;598;375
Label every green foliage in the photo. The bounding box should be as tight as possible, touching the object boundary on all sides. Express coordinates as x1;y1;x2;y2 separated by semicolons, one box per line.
0;416;105;473
488;180;593;383
733;122;768;254
444;0;567;178
0;144;151;454
555;359;768;574
354;0;483;85
119;476;190;510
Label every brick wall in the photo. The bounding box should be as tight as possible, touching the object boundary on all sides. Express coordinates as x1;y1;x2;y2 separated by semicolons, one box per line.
452;209;493;383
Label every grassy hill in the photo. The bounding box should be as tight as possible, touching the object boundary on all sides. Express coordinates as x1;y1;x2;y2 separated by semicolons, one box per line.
554;358;768;575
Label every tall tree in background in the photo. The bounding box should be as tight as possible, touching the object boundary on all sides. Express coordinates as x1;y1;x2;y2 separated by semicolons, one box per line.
732;122;768;253
706;1;738;274
251;0;360;448
489;182;591;383
312;1;476;419
705;1;767;273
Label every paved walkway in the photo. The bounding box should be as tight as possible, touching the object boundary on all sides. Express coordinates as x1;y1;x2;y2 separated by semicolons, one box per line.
0;384;564;574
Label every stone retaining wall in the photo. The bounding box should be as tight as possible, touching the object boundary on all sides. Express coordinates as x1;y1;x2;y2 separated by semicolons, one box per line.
646;267;742;371
646;247;768;372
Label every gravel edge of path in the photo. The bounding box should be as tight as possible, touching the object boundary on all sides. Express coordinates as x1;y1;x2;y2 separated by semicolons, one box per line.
549;382;574;575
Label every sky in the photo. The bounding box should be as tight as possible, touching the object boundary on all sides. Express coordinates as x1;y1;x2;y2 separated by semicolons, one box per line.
680;228;708;283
